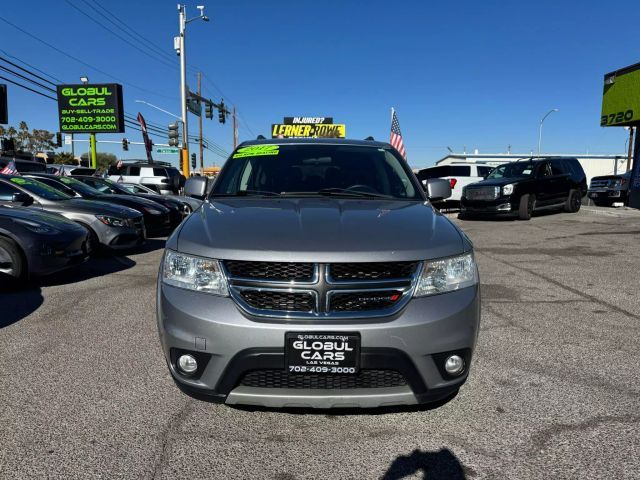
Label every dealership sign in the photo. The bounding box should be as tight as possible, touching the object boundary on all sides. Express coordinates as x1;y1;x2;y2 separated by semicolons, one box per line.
56;83;125;133
601;63;640;127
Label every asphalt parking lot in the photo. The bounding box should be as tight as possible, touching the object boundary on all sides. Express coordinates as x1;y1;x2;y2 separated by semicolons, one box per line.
1;207;639;480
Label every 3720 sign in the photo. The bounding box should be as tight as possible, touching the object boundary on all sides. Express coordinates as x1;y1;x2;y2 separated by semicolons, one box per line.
56;83;125;134
601;109;634;126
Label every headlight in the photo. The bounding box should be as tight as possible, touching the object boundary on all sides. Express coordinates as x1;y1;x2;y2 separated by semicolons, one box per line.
96;215;128;227
414;252;478;297
162;250;228;296
15;220;60;235
502;184;514;195
143;207;163;215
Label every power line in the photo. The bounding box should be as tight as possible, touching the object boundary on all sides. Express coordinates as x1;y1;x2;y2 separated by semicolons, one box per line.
0;14;175;100
64;0;177;71
0;49;64;84
0;55;58;87
0;63;55;93
0;74;57;101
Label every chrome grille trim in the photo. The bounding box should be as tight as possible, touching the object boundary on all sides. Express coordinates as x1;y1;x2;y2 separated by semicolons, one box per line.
226;262;423;320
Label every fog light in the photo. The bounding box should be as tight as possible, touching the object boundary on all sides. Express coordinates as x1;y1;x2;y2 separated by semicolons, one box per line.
497;203;511;211
177;354;198;374
444;355;465;376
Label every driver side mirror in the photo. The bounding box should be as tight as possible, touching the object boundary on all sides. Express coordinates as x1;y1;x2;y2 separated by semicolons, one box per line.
425;178;452;201
184;177;208;200
12;192;34;206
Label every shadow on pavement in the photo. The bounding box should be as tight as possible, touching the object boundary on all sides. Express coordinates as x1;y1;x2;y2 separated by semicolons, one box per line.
382;448;467;480
34;255;137;288
0;283;43;329
130;238;167;255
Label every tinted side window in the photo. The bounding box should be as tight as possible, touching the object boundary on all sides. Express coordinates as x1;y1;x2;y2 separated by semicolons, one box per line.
538;162;552;177
564;159;585;180
0;181;20;200
153;168;167;176
450;166;471;176
419;165;470;179
477;166;492;177
128;166;141;175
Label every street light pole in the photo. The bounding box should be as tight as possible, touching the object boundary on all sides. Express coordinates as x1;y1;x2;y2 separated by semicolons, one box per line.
176;4;209;177
538;108;559;156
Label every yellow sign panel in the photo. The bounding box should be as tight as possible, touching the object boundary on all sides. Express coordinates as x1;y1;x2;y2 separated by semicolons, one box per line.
271;124;346;138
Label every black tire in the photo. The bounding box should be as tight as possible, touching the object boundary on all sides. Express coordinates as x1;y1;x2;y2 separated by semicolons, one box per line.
77;223;100;255
0;237;26;284
518;194;535;220
564;190;582;213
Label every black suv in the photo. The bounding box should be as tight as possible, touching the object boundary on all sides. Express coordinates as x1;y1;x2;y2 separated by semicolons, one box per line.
460;157;587;220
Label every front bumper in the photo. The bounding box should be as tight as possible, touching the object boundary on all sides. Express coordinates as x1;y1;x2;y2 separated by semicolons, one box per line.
460;197;515;215
93;219;145;250
28;231;90;276
588;189;626;200
157;283;481;408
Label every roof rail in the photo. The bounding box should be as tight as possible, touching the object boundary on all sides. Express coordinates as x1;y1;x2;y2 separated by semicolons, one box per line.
364;136;375;141
256;135;266;140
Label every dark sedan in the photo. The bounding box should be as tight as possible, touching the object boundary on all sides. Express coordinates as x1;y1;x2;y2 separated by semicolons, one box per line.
0;206;89;284
71;176;185;231
26;174;173;237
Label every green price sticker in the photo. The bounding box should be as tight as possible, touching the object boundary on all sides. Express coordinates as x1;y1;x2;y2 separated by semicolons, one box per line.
233;145;280;159
10;177;27;185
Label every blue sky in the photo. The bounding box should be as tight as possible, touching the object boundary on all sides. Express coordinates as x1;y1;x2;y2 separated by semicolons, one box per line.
1;0;639;168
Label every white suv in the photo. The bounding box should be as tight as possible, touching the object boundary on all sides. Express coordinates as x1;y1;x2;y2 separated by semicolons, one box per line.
108;162;184;194
417;163;493;206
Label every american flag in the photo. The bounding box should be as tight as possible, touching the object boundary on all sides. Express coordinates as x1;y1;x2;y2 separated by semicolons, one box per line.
390;108;407;159
0;159;20;175
116;160;123;169
55;166;66;177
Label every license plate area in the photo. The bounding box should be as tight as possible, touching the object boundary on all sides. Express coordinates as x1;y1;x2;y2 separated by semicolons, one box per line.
285;332;360;375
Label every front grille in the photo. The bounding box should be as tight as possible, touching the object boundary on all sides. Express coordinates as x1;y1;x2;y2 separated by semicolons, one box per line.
330;290;404;312
465;186;499;200
225;261;315;282
239;290;314;312
590;179;612;188
239;369;407;389
330;262;418;281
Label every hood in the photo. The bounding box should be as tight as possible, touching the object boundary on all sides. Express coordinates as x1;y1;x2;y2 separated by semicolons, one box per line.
173;198;466;262
42;199;141;218
97;194;171;212
134;193;181;210
466;177;531;188
0;206;83;230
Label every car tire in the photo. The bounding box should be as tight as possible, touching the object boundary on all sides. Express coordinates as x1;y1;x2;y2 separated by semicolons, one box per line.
518;194;534;220
0;236;26;284
77;223;100;255
565;190;582;213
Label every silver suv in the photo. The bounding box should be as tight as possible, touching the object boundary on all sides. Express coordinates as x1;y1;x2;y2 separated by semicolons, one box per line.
157;139;480;408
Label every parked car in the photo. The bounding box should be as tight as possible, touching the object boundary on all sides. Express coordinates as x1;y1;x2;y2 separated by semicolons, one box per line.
23;173;173;237
1;157;47;173
108;161;185;194
70;175;185;231
588;171;631;207
0;206;89;283
45;164;96;176
157;138;479;409
460;157;587;220
119;182;202;213
417;163;494;207
0;175;145;251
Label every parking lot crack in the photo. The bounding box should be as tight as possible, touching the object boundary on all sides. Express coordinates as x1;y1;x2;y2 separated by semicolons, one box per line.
151;399;193;480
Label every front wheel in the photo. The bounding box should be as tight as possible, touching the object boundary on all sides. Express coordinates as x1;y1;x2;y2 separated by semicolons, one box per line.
518;194;535;220
0;237;26;284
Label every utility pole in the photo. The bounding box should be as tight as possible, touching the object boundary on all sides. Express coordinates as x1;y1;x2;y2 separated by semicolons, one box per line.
232;106;238;149
198;72;204;173
176;4;209;177
627;127;635;172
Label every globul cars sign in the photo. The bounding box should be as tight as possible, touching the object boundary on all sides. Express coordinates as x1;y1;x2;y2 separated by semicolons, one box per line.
56;83;125;133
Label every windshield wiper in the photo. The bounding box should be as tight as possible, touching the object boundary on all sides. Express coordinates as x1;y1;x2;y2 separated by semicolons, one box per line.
280;188;393;199
211;189;280;197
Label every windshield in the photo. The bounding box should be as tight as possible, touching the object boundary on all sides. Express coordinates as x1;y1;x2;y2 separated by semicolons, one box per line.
10;177;72;201
211;144;421;199
59;176;104;197
486;162;535;179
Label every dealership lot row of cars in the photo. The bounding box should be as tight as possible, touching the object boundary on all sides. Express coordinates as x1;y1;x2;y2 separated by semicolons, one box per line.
0;163;202;285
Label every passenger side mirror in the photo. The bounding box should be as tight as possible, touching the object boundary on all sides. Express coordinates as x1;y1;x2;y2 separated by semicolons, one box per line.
12;192;34;206
426;178;452;201
184;177;208;199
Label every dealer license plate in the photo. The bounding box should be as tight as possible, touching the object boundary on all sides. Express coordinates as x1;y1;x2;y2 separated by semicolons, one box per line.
285;332;360;375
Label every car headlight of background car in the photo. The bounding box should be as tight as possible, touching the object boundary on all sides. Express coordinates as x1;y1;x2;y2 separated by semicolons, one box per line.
162;250;228;296
414;252;478;297
502;184;514;196
96;215;128;227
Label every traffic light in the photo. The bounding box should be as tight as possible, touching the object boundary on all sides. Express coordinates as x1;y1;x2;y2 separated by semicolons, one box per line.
168;122;179;147
56;132;62;148
122;138;129;151
191;153;196;169
218;100;226;124
205;101;213;120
